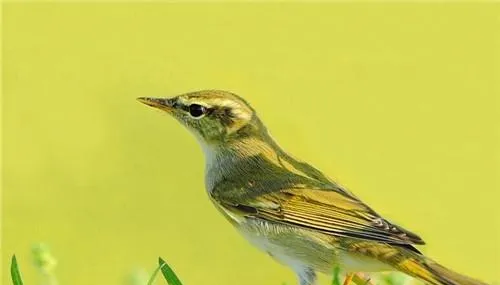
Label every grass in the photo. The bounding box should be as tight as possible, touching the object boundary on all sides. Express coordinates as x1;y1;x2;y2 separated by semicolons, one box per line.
146;258;183;285
11;255;24;285
11;252;184;285
10;244;422;285
332;266;341;285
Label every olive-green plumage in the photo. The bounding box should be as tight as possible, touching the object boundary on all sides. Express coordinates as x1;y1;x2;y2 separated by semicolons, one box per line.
138;90;488;285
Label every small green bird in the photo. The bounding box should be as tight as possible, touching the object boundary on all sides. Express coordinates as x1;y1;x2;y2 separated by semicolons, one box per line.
138;90;487;285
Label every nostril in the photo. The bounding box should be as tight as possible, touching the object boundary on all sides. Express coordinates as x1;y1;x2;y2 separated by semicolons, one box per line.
156;98;169;106
166;99;177;108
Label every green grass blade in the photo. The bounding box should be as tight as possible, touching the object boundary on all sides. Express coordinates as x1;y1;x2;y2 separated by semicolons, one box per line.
146;263;163;285
331;265;341;285
158;257;183;285
11;255;24;285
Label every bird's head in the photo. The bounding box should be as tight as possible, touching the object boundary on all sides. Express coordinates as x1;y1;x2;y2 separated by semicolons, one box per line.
138;90;267;146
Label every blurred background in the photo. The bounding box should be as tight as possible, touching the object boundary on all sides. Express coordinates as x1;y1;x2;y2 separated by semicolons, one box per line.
2;3;499;285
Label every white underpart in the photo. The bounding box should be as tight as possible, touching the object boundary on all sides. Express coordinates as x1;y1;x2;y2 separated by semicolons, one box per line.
193;135;221;193
242;229;310;271
197;138;216;170
242;227;392;276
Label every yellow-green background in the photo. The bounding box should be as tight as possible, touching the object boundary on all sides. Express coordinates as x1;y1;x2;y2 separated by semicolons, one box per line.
2;3;499;285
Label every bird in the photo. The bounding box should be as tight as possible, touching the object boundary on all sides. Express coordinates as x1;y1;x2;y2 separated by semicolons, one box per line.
137;90;488;285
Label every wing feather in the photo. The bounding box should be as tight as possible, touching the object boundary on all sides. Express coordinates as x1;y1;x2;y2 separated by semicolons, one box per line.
234;188;425;246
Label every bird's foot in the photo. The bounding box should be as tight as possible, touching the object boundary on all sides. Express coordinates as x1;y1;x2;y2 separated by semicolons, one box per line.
343;272;374;285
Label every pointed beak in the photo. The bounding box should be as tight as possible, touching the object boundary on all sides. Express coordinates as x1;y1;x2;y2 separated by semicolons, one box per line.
137;97;174;112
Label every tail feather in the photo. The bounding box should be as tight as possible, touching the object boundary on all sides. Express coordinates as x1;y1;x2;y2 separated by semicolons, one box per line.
425;261;488;285
396;255;488;285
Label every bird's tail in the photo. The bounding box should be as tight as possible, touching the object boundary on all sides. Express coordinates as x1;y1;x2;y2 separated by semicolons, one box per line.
395;253;488;285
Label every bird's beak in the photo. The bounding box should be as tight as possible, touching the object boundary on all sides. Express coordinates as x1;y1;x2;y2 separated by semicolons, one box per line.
137;97;174;112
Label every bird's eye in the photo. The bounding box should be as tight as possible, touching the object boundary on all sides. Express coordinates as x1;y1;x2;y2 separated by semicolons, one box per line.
188;104;206;118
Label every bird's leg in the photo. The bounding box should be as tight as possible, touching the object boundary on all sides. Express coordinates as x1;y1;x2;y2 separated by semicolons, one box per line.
352;273;374;285
343;273;354;285
297;267;316;285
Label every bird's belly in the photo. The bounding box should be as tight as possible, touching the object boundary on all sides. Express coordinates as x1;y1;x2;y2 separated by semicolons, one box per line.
238;218;393;274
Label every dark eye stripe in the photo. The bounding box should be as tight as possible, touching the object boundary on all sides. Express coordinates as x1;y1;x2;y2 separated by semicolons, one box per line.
180;104;189;112
172;101;189;112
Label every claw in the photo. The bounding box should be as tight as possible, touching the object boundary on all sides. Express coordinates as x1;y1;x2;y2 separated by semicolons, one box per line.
352;273;374;285
343;273;354;285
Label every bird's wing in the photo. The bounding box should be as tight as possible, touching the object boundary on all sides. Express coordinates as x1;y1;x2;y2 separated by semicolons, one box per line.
225;187;425;246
